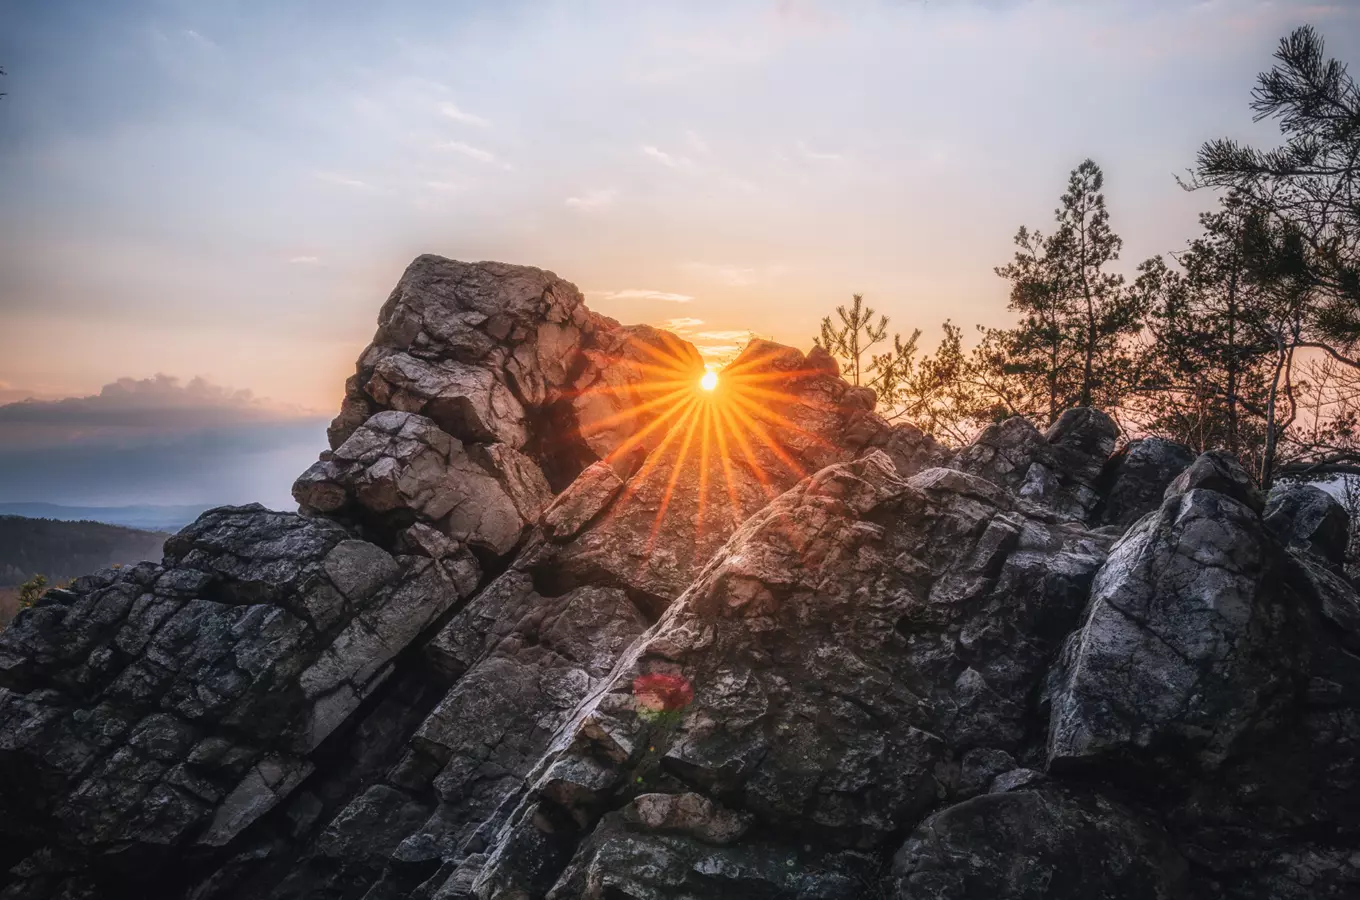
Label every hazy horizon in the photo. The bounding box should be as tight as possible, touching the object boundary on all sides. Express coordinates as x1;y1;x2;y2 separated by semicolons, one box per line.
2;0;1356;506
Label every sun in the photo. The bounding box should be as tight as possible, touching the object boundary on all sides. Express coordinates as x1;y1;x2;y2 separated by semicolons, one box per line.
568;330;840;551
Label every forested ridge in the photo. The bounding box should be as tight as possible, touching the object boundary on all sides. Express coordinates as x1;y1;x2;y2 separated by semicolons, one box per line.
0;516;168;586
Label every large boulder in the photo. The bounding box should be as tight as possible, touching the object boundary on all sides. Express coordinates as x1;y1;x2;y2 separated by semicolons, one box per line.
1265;482;1351;566
1095;436;1197;530
1048;453;1301;773
458;451;1112;899
892;786;1189;899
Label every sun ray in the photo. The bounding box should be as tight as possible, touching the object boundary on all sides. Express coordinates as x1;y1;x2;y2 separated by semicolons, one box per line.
716;403;781;500
605;395;701;517
718;346;794;378
724;399;808;480
722;367;835;386
647;400;704;549
567;374;702;401
711;401;746;529
695;403;714;539
727;390;844;456
622;333;705;373
580;383;698;436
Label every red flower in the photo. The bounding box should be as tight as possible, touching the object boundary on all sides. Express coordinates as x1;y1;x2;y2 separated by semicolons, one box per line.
632;673;694;715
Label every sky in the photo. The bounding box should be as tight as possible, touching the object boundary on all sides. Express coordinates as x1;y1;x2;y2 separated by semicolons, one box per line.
0;0;1356;509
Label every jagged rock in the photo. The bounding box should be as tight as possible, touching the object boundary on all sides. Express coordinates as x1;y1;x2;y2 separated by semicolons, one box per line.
1266;483;1351;565
1096;436;1197;529
0;506;479;896
951;407;1118;521
363;351;529;448
1048;457;1302;773
293;411;549;556
1166;449;1265;514
858;420;952;479
570;325;705;461
891;786;1189;899
457;451;1113;899
546;815;876;899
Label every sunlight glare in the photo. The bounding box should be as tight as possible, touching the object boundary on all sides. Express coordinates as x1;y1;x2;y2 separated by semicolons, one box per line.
700;370;719;392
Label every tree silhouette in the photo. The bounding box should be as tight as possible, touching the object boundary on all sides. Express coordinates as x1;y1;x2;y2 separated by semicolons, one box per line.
990;160;1148;425
1190;25;1360;372
815;293;889;387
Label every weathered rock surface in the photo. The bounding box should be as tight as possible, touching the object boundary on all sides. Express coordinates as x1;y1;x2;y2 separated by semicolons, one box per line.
1095;436;1198;530
951;407;1119;522
1;256;1357;900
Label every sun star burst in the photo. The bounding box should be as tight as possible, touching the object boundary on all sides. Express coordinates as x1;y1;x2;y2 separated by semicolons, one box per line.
569;334;840;554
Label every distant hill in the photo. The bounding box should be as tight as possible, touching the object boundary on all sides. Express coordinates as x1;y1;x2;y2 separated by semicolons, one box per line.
0;503;208;532
0;516;170;586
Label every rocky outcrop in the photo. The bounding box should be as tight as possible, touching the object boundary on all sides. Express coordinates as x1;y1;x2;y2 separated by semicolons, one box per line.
0;256;1357;900
951;407;1118;522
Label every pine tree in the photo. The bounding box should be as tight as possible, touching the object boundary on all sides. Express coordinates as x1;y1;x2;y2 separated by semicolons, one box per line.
990;160;1148;425
814;293;889;388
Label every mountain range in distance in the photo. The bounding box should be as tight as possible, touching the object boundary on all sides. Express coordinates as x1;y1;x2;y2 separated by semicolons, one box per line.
0;503;215;532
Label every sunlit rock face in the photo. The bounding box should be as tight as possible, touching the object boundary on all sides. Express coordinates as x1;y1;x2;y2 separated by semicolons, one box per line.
0;256;1357;900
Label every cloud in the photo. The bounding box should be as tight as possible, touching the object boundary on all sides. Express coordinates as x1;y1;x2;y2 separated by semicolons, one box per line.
443;141;513;169
694;330;752;341
287;255;321;265
182;29;217;48
661;317;705;331
439;102;490;128
0;375;316;441
565;188;618;211
796;140;845;162
642;145;694;169
685;130;711;155
695;342;744;361
682;262;788;287
312;171;374;190
589;288;694;304
0;376;328;508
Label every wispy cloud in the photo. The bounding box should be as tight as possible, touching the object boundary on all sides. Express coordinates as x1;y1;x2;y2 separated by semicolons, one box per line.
694;330;751;341
685;130;711;155
661;317;705;331
796;140;845;162
183;29;217;48
312;171;374;190
439;102;491;128
565;188;618;211
642;145;694;169
682;262;787;287
443;141;513;169
695;341;744;361
287;256;320;265
590;288;694;304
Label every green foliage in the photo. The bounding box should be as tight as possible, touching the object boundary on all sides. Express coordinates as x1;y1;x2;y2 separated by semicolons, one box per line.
815;293;890;387
17;574;47;610
988;160;1150;425
1191;25;1360;359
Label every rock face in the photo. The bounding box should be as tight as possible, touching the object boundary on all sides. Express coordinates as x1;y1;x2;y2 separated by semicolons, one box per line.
0;255;1357;900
